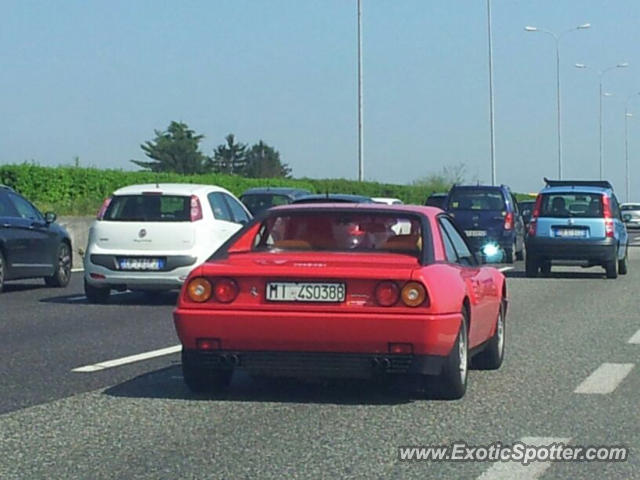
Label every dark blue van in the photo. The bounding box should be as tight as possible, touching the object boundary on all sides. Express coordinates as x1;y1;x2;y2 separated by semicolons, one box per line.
445;185;526;263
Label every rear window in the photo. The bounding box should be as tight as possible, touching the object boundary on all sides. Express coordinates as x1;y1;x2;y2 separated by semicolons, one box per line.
241;194;291;215
539;193;603;218
252;212;422;257
448;189;505;211
104;195;191;222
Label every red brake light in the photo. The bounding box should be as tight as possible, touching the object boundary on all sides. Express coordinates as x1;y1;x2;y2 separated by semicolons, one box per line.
97;197;112;220
213;278;239;303
528;195;543;236
190;195;203;222
504;212;514;230
602;195;614;237
375;281;400;307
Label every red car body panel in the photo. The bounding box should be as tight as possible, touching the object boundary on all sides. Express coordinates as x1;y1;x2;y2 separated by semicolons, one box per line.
173;204;505;374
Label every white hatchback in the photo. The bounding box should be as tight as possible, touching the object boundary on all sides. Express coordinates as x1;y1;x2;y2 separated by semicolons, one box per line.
83;183;251;303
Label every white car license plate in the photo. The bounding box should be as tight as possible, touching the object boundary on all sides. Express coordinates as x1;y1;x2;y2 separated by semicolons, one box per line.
464;230;487;237
555;228;586;238
118;258;165;270
266;282;346;302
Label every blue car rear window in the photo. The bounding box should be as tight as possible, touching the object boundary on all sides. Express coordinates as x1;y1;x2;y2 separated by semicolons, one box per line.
540;193;603;218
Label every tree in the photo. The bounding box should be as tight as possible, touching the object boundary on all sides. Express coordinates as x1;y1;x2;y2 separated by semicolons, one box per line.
208;134;247;174
131;121;208;174
411;162;468;191
244;141;292;178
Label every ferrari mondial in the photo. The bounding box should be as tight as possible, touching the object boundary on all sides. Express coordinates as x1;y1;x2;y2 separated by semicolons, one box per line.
173;203;507;399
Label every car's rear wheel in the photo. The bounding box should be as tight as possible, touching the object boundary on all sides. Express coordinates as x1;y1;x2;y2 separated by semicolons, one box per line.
515;242;525;261
504;241;515;264
605;259;618;279
437;310;469;400
44;242;72;287
0;251;5;293
618;247;628;275
182;350;232;394
540;260;551;276
84;279;111;304
525;255;539;277
472;301;506;370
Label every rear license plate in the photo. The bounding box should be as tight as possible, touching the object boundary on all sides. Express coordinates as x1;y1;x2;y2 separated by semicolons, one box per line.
464;230;487;237
266;282;346;302
118;258;165;270
554;228;587;238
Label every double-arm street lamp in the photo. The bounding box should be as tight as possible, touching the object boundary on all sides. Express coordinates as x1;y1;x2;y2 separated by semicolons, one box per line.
575;62;629;180
525;23;590;180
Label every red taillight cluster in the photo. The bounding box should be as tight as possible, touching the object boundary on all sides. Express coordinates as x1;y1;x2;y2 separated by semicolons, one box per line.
190;195;203;222
96;197;112;220
374;281;428;307
527;194;543;237
186;277;239;303
601;195;615;238
504;212;514;230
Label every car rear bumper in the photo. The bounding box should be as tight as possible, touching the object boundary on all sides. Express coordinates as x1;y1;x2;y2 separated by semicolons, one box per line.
174;308;462;360
465;232;515;251
182;349;447;377
526;236;617;262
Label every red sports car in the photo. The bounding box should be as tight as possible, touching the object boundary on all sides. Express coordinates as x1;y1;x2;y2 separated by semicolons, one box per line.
173;204;507;399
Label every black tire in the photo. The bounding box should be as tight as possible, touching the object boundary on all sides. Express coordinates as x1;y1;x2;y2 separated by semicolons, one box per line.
437;310;469;400
473;301;506;370
515;243;524;261
504;241;515;264
84;278;111;304
0;251;5;293
44;242;72;287
618;247;628;275
605;259;618;279
182;350;232;394
525;255;539;277
540;260;551;276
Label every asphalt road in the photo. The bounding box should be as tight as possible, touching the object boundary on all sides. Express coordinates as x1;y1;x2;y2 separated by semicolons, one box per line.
1;239;639;479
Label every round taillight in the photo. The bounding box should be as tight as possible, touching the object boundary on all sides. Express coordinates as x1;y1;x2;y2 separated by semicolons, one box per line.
187;278;212;303
213;278;239;303
401;282;427;307
375;281;400;307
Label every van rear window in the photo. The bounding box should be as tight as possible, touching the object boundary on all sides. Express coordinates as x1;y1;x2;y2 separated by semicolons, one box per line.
539;193;603;218
104;195;191;222
448;189;505;211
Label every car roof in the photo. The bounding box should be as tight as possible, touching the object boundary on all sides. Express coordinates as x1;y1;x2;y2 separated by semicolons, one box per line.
540;185;612;195
269;202;439;216
240;187;310;197
112;183;231;196
291;193;374;203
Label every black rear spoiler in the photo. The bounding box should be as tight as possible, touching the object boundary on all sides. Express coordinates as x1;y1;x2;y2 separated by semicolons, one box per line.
543;178;612;189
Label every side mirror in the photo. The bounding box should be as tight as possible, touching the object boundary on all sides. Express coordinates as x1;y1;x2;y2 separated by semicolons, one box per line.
44;212;57;224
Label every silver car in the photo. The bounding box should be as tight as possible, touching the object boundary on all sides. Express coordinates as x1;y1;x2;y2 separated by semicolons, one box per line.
621;203;640;229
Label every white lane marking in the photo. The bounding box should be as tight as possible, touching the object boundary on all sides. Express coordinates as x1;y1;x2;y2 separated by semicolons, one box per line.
72;345;181;372
498;266;514;272
628;328;640;344
574;363;635;394
477;436;570;480
67;291;132;302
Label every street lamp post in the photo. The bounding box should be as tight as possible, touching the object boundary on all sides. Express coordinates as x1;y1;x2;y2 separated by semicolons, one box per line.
625;92;640;202
487;0;496;186
575;62;629;180
357;0;364;182
525;23;590;180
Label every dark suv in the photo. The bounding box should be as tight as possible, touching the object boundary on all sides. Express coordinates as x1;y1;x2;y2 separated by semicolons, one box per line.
444;184;525;263
0;185;72;291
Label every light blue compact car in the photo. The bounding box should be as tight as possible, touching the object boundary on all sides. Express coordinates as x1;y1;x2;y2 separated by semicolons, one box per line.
525;179;629;279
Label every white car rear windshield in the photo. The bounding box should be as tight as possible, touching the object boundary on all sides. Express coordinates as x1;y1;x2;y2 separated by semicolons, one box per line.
104;195;191;222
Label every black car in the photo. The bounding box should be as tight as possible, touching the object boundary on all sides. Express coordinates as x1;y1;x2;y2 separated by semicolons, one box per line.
424;192;448;209
291;193;375;204
518;200;536;228
0;185;72;291
240;187;311;215
444;184;526;263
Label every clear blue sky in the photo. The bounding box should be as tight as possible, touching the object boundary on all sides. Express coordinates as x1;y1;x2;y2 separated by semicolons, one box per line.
3;1;640;198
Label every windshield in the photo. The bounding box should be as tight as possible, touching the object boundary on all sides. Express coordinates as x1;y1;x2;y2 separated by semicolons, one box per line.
241;194;292;215
103;194;191;222
448;188;505;211
539;193;604;218
252;212;422;257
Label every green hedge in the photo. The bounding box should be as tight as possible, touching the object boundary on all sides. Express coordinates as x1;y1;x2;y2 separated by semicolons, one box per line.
0;164;440;215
